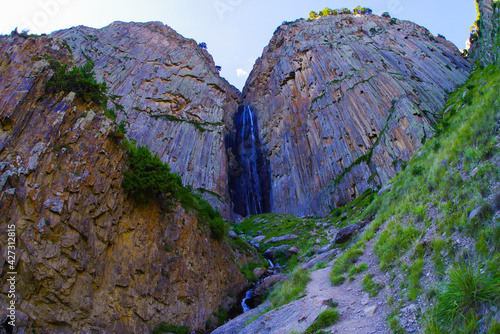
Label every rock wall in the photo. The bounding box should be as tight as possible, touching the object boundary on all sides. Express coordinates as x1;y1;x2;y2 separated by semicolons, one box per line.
243;13;472;216
52;21;241;217
468;0;500;66
0;35;246;333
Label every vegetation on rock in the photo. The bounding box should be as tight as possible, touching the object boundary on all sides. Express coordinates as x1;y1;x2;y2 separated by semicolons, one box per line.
122;143;228;240
46;58;107;106
309;6;372;20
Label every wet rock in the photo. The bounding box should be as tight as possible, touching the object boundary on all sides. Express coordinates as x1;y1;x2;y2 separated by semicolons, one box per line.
334;224;361;244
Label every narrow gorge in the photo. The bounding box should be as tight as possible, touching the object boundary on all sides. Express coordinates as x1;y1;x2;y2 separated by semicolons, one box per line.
1;3;493;333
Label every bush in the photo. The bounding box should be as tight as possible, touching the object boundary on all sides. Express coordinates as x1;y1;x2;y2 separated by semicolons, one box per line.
382;11;391;18
152;323;189;334
304;308;340;333
122;145;183;204
46;58;107;106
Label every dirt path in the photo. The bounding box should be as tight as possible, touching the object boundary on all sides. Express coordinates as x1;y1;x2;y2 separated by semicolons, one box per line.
306;237;390;333
212;234;391;333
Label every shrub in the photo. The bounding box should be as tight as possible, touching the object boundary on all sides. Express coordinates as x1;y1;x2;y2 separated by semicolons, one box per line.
309;11;319;19
198;42;207;49
122;145;182;204
152;323;189;334
46;58;107;106
353;6;372;15
382;11;391;18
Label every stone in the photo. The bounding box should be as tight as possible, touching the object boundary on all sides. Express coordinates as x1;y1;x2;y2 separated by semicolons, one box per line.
286;246;300;255
469;206;483;220
251;235;266;243
378;183;393;196
364;305;378;317
52;21;241;219
334;224;361;244
0;33;247;333
468;0;500;66
229;230;238;240
243;13;471;216
264;234;298;244
253;267;267;278
263;245;291;259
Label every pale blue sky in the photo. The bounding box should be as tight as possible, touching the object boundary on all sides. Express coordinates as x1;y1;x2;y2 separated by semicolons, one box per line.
1;0;476;90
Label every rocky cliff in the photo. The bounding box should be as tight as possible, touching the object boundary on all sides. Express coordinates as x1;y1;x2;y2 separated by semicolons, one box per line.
243;13;472;216
0;35;246;333
469;0;500;66
52;21;241;218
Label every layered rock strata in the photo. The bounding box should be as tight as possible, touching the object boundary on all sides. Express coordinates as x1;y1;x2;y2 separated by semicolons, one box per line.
0;35;245;333
52;21;241;217
243;13;472;216
468;0;500;66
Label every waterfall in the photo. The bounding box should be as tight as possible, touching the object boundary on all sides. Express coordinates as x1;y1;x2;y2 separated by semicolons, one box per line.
227;106;271;217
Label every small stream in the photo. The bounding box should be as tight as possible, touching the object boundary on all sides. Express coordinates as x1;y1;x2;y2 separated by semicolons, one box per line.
241;259;277;313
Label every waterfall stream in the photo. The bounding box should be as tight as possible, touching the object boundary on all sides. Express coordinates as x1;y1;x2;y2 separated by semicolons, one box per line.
227;106;271;217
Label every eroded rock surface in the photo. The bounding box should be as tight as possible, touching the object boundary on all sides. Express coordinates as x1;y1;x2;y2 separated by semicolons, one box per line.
52;21;241;217
468;0;500;66
243;13;472;216
0;35;246;333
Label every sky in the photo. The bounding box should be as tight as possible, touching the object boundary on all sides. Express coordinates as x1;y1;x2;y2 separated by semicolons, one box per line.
1;0;477;91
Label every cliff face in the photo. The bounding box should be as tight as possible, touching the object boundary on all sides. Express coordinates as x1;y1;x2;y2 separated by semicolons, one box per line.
468;0;500;66
52;21;241;217
0;35;245;333
243;14;472;216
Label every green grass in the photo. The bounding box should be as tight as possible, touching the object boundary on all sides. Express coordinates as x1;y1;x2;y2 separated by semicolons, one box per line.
304;307;340;333
268;267;310;309
151;323;189;334
329;243;364;285
426;264;500;333
362;273;383;297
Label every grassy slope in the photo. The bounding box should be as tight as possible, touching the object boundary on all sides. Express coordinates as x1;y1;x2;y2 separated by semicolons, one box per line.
235;64;500;333
332;64;500;333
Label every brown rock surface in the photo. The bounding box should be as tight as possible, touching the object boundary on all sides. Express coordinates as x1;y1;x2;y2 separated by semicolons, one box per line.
52;21;241;217
0;35;246;333
243;13;471;216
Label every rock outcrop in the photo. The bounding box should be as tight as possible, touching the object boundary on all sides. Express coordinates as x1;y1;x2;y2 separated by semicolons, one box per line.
52;21;241;217
468;0;500;66
243;13;472;216
0;35;245;333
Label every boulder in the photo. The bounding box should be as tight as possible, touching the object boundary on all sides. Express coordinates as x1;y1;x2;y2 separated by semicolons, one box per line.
253;267;267;278
334;224;361;244
263;245;290;259
264;234;298;244
251;235;266;243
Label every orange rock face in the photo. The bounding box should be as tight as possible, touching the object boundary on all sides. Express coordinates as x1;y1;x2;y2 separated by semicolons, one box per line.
243;14;472;215
0;35;245;333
